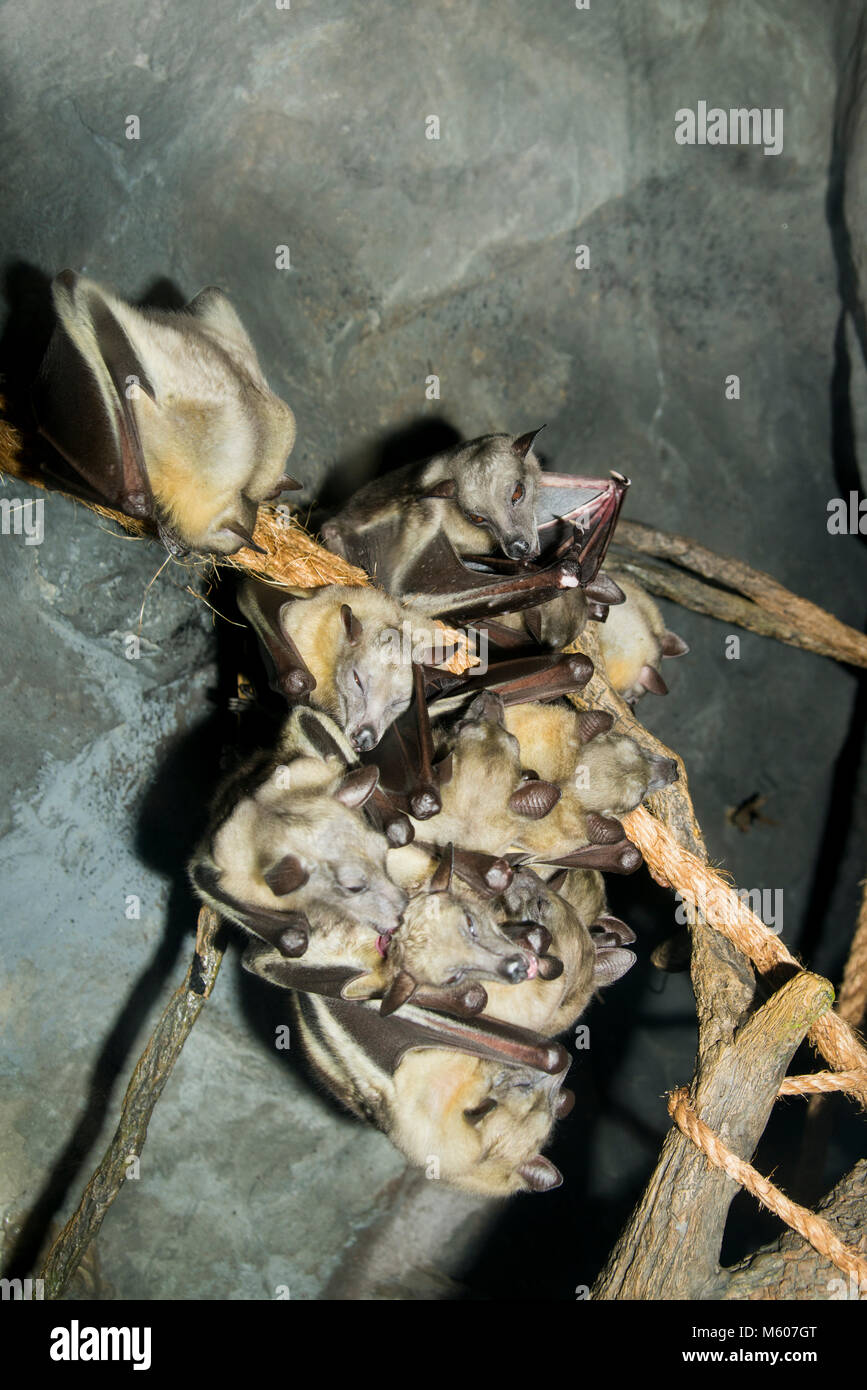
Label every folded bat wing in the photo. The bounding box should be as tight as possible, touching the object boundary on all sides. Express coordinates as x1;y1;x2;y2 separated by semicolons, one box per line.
293;987;569;1078
33;271;155;521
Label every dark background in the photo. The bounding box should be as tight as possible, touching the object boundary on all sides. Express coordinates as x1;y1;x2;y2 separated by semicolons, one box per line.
1;0;865;1299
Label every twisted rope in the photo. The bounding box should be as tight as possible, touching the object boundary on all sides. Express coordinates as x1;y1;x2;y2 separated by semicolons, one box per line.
622;804;867;1108
838;878;867;1029
668;1087;867;1284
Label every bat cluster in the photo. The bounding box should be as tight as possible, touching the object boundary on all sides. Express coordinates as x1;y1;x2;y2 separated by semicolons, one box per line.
34;273;690;1198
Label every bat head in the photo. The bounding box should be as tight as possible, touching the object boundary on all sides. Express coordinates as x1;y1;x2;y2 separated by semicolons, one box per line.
448;431;543;561
206;756;407;937
328;598;451;753
391;1050;570;1197
571;734;678;816
386;875;539;1002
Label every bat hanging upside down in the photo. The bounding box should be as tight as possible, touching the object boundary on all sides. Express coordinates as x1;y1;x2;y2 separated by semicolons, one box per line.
319;429;630;641
32;271;300;555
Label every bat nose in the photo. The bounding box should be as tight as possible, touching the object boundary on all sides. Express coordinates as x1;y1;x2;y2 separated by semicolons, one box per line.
504;537;533;560
498;953;532;983
351;726;377;752
648;755;679;789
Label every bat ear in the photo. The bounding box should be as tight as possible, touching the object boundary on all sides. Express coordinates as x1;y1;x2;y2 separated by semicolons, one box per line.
340;603;364;645
184;286;265;382
341;967;387;1001
463;1097;498;1126
508;779;561;820
420;478;457;499
661;631;690;658
545;868;568;893
428;843;455;894
576;710;614;743
511;426;545;461
263;854;310;896
593;946;636;986
639;664;668;696
379;969;418;1016
518;1156;563;1193
583;573;625;607
591;915;637;948
334;764;380;808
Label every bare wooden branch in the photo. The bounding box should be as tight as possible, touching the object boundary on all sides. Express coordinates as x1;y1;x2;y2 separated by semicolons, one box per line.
39;907;225;1300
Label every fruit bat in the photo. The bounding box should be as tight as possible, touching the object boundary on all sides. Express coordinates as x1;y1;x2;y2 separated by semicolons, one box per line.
32;271;299;555
320;430;628;623
320;430;548;581
360;842;540;1014
596;570;689;702
397;690;654;871
189;719;407;951
290;987;573;1196
237;578;453;753
503;700;679;818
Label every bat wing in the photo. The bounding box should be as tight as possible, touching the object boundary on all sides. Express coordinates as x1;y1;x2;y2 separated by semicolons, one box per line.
298;991;569;1077
426;652;593;712
400;531;586;623
237;579;317;702
32;271;155;521
537;471;629;584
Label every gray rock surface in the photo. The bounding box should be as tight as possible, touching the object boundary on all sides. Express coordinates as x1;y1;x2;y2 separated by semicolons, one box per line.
1;0;865;1300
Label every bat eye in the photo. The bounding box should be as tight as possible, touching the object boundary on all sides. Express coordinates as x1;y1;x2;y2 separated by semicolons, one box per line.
346;883;366;894
353;669;363;691
466;512;487;526
511;482;524;504
465;912;478;940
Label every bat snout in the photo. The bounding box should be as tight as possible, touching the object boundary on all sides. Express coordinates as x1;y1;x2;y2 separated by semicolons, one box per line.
647;755;679;790
497;952;536;984
350;725;378;753
503;534;540;562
